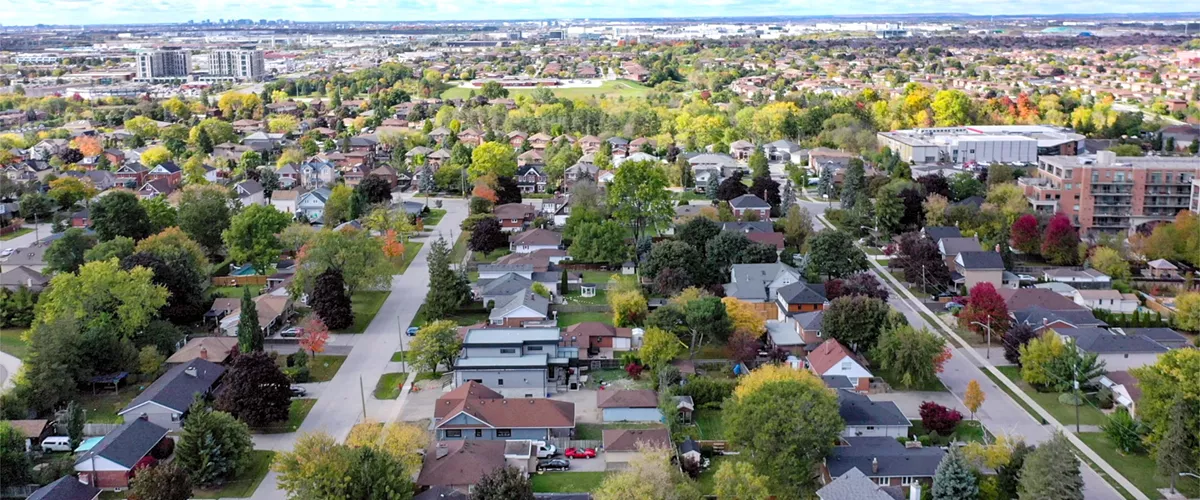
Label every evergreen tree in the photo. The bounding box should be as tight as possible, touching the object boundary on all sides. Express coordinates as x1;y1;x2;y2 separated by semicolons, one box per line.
817;163;835;198
840;159;865;210
780;181;794;215
236;287;263;353
932;447;978;500
471;466;535;500
1157;397;1197;493
748;147;769;180
65;400;85;450
705;173;720;200
997;442;1032;500
424;236;470;321
176;401;254;486
1018;432;1083;500
311;268;354;330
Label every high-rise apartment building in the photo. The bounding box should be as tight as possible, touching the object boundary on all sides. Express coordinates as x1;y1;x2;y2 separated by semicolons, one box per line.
135;48;191;81
206;48;265;81
1020;151;1199;235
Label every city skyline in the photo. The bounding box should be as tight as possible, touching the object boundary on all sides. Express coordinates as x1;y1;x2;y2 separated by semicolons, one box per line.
1;0;1197;26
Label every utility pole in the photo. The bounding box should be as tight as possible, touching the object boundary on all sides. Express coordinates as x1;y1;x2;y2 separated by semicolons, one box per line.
397;315;407;371
1073;364;1081;433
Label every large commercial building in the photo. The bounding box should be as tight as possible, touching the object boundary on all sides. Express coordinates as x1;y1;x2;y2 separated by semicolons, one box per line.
877;125;1084;165
1020;151;1200;235
135;48;191;82
204;48;265;81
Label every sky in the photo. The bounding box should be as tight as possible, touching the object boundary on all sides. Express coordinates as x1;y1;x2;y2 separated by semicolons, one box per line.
0;0;1193;26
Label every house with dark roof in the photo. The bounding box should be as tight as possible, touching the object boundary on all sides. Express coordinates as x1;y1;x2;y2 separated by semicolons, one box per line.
603;428;670;468
817;468;909;500
776;280;829;317
1054;327;1173;370
493;203;538;232
74;418;170;488
1013;306;1107;333
476;273;535;307
953;251;1006;290
509;229;561;254
416;439;536;493
728;194;771;220
922;226;962;243
937;237;982;270
27;476;101;500
725;263;821;321
118;358;225;430
0;265;49;292
822;437;945;492
433;381;574;441
838;390;909;438
597;389;662;422
488;290;551;327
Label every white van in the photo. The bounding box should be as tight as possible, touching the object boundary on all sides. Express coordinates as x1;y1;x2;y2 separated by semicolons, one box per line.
41;436;72;453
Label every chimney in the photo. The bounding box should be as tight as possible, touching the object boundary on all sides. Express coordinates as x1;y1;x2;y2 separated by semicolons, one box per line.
184;366;198;377
199;347;208;361
910;481;922;500
871;457;879;474
435;443;449;460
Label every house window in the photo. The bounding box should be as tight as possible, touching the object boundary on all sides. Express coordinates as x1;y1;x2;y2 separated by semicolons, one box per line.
497;379;504;386
901;477;918;485
445;430;462;438
527;346;543;351
500;348;516;354
475;429;483;437
840;360;851;370
874;477;890;486
866;426;875;430
171;413;181;422
496;429;512;437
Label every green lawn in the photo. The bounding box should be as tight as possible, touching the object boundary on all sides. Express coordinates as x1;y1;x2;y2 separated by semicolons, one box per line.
564;289;608;305
697;455;737;495
77;388;140;423
558;311;612;327
909;419;989;445
0;328;30;359
870;362;948;392
1077;432;1200;499
996;366;1107;427
442;79;652;100
693;409;726;440
390;241;424;275
449;231;469;264
578;270;617;285
0;227;32;240
374;372;407;399
412;304;490;328
473;248;511;263
191;450;276;498
531;471;610;493
210;285;265;298
421;209;447;227
391;351;415;363
309;355;346;382
336;291;391;333
258;399;316;434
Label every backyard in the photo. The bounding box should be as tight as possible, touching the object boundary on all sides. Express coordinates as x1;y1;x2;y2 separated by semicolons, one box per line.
191;450;276;498
996;366;1108;427
557;311;612;327
531;471;609;493
563;289;607;305
336;291;391;333
473;248;511;263
908;419;989;445
441;79;651;100
257;399;316;434
210;285;264;298
76;386;141;423
0;328;29;359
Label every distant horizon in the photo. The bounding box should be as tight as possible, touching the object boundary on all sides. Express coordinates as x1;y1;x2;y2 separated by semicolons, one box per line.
2;1;1199;28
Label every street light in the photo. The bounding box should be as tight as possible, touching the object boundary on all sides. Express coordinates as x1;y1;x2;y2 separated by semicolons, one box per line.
970;318;993;359
1174;472;1200;494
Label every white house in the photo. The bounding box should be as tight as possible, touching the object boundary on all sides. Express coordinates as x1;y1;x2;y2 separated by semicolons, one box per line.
234;180;265;206
509;229;562;254
296;187;332;222
806;339;872;393
1072;289;1138;313
838;390;910;438
270;190;300;214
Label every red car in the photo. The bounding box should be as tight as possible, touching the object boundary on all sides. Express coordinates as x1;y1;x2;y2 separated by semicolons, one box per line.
564;447;597;459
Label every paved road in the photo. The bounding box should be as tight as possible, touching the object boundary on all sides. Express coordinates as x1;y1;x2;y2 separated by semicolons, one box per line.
249;197;469;500
0;223;53;250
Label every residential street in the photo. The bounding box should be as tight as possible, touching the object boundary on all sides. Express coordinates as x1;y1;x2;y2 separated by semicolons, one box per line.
249;197;469;500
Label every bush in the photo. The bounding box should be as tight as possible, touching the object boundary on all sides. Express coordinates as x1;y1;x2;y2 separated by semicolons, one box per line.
919;401;963;435
284;366;311;383
918;434;933;447
672;376;737;406
1097;386;1114;409
288;350;309;368
1057;392;1083;406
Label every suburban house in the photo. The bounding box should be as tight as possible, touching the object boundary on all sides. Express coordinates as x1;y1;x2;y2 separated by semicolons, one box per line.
1054;327;1175;370
808;147;857;170
1;265;49;292
724;263;810;320
1043;268;1112;289
235;180;266;206
838;390;909;438
766;314;822;354
1098;371;1143;417
0;242;50;274
730;140;755;160
488;290;552;327
114;163;148;186
432;381;575;441
74;418;171;489
776;280;829;318
937;237;982;270
296;187;332;222
453;327;569;398
764;139;804;163
817;467;915;500
603;428;671;469
146;162;183;187
270;189;300;215
1001;288;1107;333
1072;289;1138;313
728;194;772;220
559;322;634;367
578;135;602;154
806;339;872;393
493;203;538;232
165;337;239;365
475;264;570;297
597;389;662;423
509;229;561;254
117;359;225;430
952;251;1006;290
137;179;174;199
1146;259;1180;279
209;294;294;337
476;273;536;307
8;419;50;452
516;163;547;193
27;476;101;500
416;440;536;494
822;437;945;491
923;226;963;242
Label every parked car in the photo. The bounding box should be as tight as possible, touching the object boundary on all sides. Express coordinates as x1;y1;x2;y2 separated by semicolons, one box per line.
41;436;72;453
1017;274;1036;283
564;447;597;459
944;302;963;312
538;458;570;471
290;386;308;397
535;442;558;458
406;327;419;336
280;327;303;338
1;248;13;257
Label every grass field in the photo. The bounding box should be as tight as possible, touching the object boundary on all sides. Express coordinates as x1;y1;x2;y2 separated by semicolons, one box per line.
258;399;316;434
77;388;140;423
449;231;469;264
693;409;726;440
391;241;424;275
192;450;276;498
306;355;346;382
996;366;1107;427
0;227;32;240
336;291;391;333
374;372;407;399
909;419;989;445
1077;432;1200;498
578;270;617;285
473;248;511;263
441;79;652;100
210;285;264;298
557;311;612;327
697;455;737;495
0;328;29;359
421;209;447;228
412;304;490;328
531;471;609;493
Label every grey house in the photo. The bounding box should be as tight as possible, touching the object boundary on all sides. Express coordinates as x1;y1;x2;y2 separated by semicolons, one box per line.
823;436;945;491
838;390;909;438
432;381;575;441
453;327;571;398
118;358;225;430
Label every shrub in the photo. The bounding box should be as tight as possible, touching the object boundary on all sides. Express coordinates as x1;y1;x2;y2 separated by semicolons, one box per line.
1097;386;1114;409
1057;392;1083;406
672;376;737;406
284;366;311;383
919;401;963;435
918;434;933;447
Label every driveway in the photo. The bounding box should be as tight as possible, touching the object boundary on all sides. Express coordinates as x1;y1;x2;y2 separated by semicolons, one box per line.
869;391;967;419
551;389;601;424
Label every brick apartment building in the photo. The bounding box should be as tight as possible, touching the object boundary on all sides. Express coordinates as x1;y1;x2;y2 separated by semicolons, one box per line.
1020;151;1199;236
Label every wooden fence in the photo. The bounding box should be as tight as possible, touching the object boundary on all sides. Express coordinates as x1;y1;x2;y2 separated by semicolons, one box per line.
212;275;268;287
548;437;603;450
552;304;611;313
83;423;122;436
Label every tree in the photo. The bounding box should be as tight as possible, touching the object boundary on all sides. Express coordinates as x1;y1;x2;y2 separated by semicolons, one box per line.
568;220;627;265
410;320;461;375
1004;322;1038;365
141;197;178;233
323;184;354;225
1102;406;1145;454
469;142;517;179
1018;432;1083;500
593;443;700;500
133;227;210;323
1130;349;1199;454
85;236;135;263
311;268;354;330
932;89;972;126
920;401;964;435
19;192;54;220
235;286;263;352
292;228;392;294
640;326;682;370
1011;214;1041;255
924;194;950;227
808;230;868;278
1041;213;1081;265
176;402;254;486
345;420;429;472
45;227;97;273
140;145;172;168
959;282;1011;340
725;366;843;497
705;231;753;278
274;432;414;500
823;295;891;352
468;217;507;253
178;184;234;255
1156;397;1197;493
215;351;293;427
997;442;1033;499
782;204;813;249
610;289;649;327
721;296;764;336
15;318;88;412
299;317;331;357
36;259;167;338
139;345;165;377
92;191;152;241
1089;246;1131;280
964;379;986;421
424;236;471;320
933;447;978;500
479;80;509;99
357;175;393;205
871;323;950;389
129;461;193;500
47;177;97;209
817;163;835;198
471;466;534;500
1019;332;1067;389
840;159;865;210
1176;292;1200;332
608;160;674;244
0;421;31;485
65;400;85;450
680;295;732;358
223;204;292;274
713;460;770;500
826;272;889;301
716;171;749;201
643;240;704;284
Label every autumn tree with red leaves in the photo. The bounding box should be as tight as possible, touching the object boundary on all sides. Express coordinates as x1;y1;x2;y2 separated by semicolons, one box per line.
1041;213;1081;265
380;229;404;258
958;282;1011;340
1010;214;1041;255
299;316;330;357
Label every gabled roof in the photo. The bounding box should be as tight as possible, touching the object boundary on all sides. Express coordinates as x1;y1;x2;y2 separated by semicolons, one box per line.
777;281;827;305
597;389;659;409
602;428;670;452
1014;306;1105;330
938;237;982;256
28;476;101;500
956;251;1004;270
728;194;770;209
826;437;946;479
1122;328;1191;349
838;390;909;427
0;265;49;290
121;359;224;414
1055;327;1171;354
417;440;506;487
489;290;550;320
724;263;800;301
74;418;168;469
493;203;536;220
999;288;1087;312
510;228;561;247
807;339;860;375
236;180;264;196
721;221;775;233
816;468;901;500
478;273;535;297
434;381;574;429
